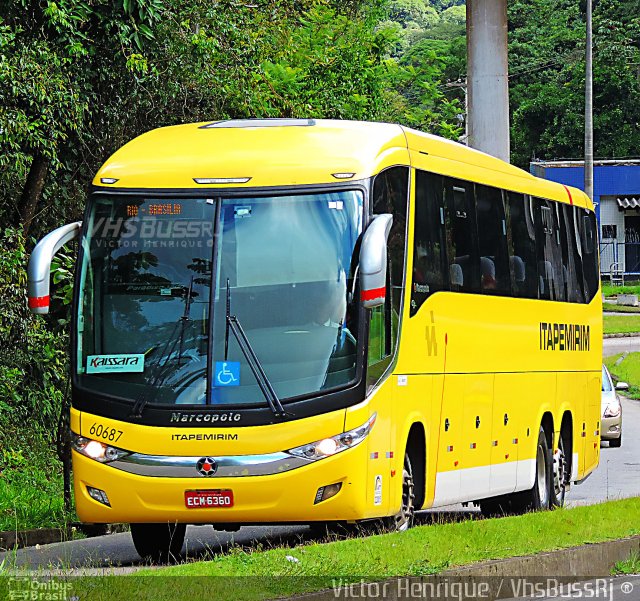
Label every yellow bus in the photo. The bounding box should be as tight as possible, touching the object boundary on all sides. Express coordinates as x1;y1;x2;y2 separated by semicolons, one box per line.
28;119;602;561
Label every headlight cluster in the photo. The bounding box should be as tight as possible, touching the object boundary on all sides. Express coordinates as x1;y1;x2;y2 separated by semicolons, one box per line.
603;403;621;418
72;433;130;463
287;413;376;461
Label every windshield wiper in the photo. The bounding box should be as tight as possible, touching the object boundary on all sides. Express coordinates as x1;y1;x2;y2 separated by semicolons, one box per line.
223;279;289;419
130;277;195;418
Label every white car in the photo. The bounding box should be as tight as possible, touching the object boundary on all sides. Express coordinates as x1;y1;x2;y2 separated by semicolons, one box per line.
601;365;626;447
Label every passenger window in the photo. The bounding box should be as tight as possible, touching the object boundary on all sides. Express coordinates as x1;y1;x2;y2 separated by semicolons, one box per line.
560;205;585;303
505;193;538;299
581;210;599;302
444;179;480;293
411;170;448;315
475;184;511;295
535;198;565;301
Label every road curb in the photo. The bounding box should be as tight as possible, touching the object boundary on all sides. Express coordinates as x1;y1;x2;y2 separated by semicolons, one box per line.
292;535;640;600
0;529;69;552
604;332;640;338
0;524;127;552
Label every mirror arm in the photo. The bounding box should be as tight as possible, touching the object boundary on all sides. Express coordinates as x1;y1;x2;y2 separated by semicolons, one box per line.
27;222;82;314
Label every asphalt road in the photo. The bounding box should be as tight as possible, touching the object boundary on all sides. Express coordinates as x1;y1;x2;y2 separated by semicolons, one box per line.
603;335;640;357
566;394;640;506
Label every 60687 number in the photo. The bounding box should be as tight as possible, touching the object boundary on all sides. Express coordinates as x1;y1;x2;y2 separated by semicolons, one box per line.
89;423;123;443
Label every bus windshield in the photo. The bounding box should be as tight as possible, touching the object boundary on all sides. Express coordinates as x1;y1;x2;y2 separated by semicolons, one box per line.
76;190;364;408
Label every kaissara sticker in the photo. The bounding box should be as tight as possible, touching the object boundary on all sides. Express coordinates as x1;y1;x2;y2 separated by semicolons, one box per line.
374;474;383;506
87;354;145;374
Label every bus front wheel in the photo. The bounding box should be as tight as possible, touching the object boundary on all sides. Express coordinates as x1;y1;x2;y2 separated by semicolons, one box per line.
130;522;186;563
386;453;415;531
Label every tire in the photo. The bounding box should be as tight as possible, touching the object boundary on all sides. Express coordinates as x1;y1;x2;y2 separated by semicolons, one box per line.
510;426;552;513
609;435;622;448
550;434;568;508
130;522;186;563
386;453;415;531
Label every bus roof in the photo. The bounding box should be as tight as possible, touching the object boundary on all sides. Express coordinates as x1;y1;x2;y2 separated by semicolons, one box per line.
94;119;590;209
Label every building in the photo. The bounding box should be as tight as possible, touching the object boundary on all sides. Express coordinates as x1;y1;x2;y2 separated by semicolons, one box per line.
531;160;640;275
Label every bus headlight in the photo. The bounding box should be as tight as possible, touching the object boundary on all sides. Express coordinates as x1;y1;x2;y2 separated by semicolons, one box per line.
72;434;131;463
287;413;376;461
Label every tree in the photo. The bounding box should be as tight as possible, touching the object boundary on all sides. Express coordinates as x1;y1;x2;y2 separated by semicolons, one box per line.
0;21;85;233
508;0;640;167
1;0;398;238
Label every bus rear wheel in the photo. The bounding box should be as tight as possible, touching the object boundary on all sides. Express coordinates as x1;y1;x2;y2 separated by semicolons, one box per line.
511;426;552;513
130;522;186;563
550;435;567;508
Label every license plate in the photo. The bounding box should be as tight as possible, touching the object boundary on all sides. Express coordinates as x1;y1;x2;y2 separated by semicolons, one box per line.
184;489;234;508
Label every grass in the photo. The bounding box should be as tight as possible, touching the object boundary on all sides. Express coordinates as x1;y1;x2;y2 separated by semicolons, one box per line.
605;352;640;400
0;426;73;532
613;550;640;575
602;283;640;298
603;314;640;335
603;302;640;313
10;497;639;601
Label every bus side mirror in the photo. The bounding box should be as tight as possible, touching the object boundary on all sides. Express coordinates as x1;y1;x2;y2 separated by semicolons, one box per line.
27;222;82;314
359;213;392;309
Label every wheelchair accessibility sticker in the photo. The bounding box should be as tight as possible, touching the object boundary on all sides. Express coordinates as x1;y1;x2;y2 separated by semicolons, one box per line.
215;362;240;386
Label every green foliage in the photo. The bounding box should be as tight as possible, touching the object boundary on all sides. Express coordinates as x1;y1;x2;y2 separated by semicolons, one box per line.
0;20;86;178
612;551;640;575
428;0;465;10
0;428;68;532
508;0;640;167
605;352;640;400
0;228;68;431
388;0;439;30
440;5;465;24
386;39;463;137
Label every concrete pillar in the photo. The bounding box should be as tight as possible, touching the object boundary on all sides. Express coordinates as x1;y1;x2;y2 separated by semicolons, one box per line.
466;0;510;163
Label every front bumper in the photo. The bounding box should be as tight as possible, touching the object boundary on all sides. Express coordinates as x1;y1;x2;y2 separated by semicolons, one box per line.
601;415;622;440
72;442;371;524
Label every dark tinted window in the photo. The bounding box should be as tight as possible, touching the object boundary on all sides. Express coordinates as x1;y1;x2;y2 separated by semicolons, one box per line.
411;170;448;315
476;184;511;295
407;170;599;311
445;179;480;293
535;198;566;301
581;210;599;301
560;205;585;303
505;193;538;299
